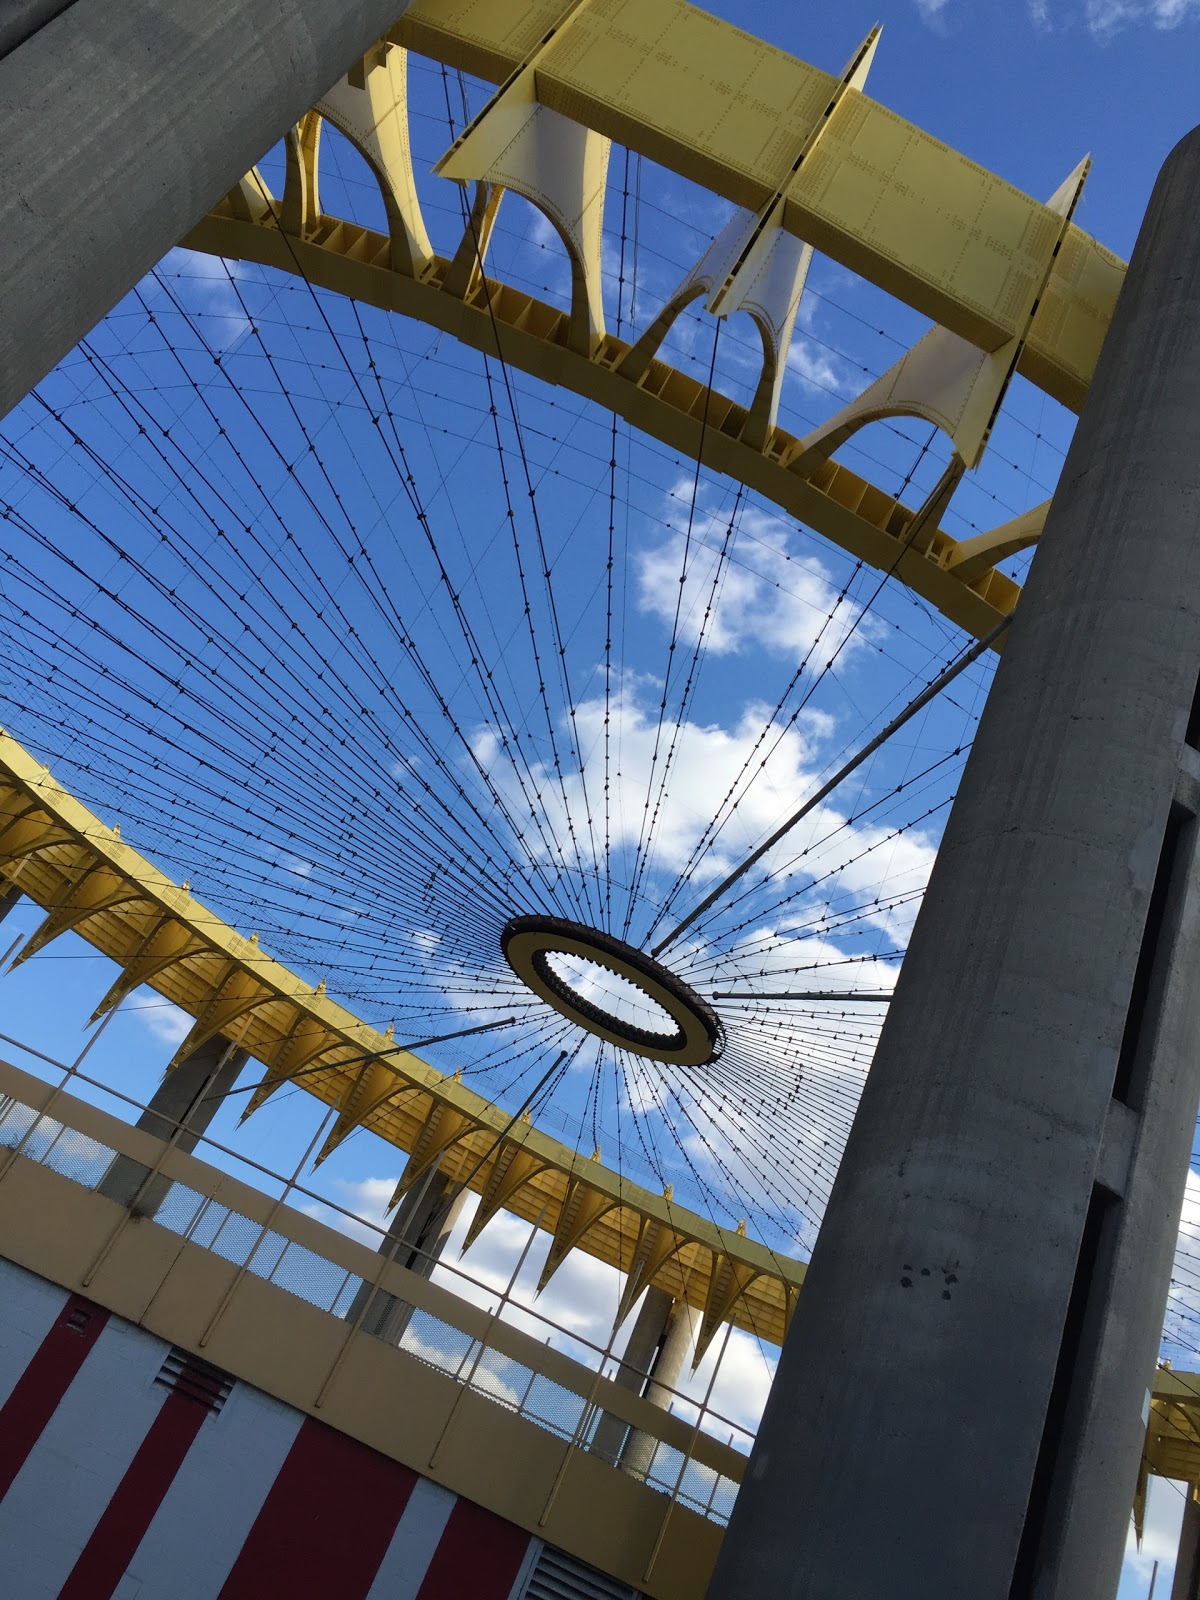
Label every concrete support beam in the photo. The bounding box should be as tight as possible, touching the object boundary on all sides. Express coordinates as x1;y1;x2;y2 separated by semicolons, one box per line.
0;0;412;421
1173;1498;1200;1600
708;124;1200;1600
593;1287;679;1466
593;1289;697;1475
0;1;77;60
620;1293;697;1483
352;1165;467;1343
98;1034;246;1215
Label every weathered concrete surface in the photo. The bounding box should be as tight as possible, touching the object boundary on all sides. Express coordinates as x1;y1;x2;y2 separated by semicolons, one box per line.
0;1;77;60
1173;1497;1200;1600
708;124;1200;1600
352;1166;467;1343
98;1035;247;1214
619;1291;697;1482
0;0;411;419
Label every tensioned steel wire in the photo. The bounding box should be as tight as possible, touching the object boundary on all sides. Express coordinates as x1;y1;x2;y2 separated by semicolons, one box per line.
0;245;977;1261
0;52;1102;1289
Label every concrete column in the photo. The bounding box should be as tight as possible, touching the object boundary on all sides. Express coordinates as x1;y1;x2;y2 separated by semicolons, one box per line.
0;2;78;59
619;1293;697;1483
0;0;413;421
352;1165;467;1343
708;125;1200;1600
1173;1496;1200;1600
98;1034;247;1215
592;1286;680;1466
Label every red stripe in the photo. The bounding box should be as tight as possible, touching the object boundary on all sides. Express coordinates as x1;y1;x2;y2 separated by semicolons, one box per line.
56;1388;209;1600
0;1294;109;1503
217;1417;417;1599
415;1498;531;1600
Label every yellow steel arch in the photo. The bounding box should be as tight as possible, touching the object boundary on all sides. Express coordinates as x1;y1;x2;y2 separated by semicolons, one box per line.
77;3;1130;1349
394;0;1123;411
181;5;1124;643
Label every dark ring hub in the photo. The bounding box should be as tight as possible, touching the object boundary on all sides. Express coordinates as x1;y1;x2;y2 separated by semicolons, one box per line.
501;914;724;1066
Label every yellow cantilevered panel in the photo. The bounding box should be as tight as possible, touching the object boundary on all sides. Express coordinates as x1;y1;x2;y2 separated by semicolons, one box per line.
391;0;1126;410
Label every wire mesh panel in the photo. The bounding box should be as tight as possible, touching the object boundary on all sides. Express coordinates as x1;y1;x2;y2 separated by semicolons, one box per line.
0;1098;38;1149
186;1200;231;1251
267;1239;355;1312
206;1208;267;1268
11;1111;64;1163
518;1371;590;1443
243;1228;289;1280
397;1307;477;1376
40;1124;115;1188
152;1181;209;1237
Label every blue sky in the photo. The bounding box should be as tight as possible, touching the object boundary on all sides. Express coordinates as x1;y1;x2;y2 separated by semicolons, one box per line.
1;0;1198;1591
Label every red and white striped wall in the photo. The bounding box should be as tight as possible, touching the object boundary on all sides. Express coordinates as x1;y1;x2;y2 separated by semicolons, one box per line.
0;1256;551;1600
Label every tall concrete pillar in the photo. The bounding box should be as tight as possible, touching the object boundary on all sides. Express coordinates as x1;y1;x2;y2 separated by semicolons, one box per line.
708;125;1200;1600
0;0;412;421
98;1034;247;1214
1177;1497;1200;1600
1173;1497;1200;1600
352;1165;467;1343
619;1293;697;1483
593;1287;681;1466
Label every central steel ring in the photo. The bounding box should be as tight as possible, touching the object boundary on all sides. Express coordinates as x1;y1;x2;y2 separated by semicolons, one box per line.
501;914;724;1067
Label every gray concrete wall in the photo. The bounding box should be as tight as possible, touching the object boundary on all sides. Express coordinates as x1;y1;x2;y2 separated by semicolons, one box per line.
708;123;1200;1600
0;0;411;420
0;1;77;59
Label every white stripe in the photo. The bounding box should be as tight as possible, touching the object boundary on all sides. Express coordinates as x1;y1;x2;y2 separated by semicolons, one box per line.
123;1380;305;1599
0;1316;171;1599
365;1475;457;1600
0;1257;67;1409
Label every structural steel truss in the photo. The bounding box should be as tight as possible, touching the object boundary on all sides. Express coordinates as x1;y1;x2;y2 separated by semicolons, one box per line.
182;0;1126;643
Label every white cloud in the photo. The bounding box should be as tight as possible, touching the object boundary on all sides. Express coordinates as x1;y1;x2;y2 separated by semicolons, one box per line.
785;337;850;400
131;991;193;1046
1081;0;1199;31
914;0;951;23
157;247;254;353
635;493;868;663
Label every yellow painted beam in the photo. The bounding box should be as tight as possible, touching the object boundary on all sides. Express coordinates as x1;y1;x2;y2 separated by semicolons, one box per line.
391;0;1125;412
183;204;1020;643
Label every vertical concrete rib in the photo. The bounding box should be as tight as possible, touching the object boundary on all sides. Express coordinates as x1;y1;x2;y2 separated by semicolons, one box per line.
0;0;412;421
98;1036;247;1215
349;1166;467;1343
708;124;1200;1600
1174;1499;1200;1600
618;1292;696;1483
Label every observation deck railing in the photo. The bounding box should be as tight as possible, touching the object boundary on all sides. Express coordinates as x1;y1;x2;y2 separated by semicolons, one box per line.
0;1041;750;1598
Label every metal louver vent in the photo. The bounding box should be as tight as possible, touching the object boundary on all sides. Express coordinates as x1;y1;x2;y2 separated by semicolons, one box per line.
63;1297;97;1335
153;1347;234;1415
523;1545;642;1600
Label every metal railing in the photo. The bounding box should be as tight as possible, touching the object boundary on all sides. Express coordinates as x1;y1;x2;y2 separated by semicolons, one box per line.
0;1056;751;1530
